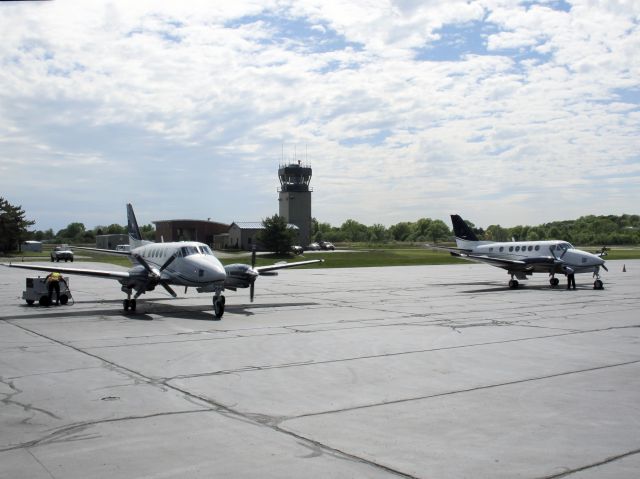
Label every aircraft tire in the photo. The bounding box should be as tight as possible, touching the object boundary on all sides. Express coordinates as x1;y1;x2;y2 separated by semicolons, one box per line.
123;299;130;311
508;279;519;289
214;298;224;319
594;279;604;290
130;299;137;312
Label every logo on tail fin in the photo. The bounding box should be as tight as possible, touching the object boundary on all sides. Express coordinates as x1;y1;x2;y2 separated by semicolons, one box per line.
451;215;479;242
127;204;143;244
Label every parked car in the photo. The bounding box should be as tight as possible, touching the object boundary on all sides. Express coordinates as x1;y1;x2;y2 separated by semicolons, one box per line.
50;245;74;262
291;245;304;255
306;242;321;251
319;241;335;250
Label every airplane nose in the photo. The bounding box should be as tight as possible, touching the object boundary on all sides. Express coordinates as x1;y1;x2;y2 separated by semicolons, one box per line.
191;257;227;282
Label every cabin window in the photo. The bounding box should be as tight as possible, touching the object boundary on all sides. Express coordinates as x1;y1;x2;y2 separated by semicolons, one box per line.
528;246;533;251
489;247;494;252
515;246;520;252
509;246;513;252
499;247;504;252
535;245;540;251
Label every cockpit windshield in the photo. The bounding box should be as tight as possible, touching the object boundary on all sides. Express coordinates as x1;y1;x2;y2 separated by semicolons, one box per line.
198;245;214;255
551;242;574;251
180;246;199;257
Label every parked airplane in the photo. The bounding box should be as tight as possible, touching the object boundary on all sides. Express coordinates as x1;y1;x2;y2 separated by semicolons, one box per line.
430;215;608;290
5;204;323;318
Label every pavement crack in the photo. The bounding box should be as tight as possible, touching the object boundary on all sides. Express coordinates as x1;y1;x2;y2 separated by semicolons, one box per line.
288;359;640;420
537;446;640;478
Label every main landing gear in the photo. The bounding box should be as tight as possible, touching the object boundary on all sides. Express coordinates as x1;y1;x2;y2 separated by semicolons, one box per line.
122;286;137;313
549;275;560;288
213;294;225;320
508;275;519;289
123;298;137;312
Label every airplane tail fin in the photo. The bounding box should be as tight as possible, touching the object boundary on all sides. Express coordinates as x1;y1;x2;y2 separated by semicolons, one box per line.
127;204;146;249
451;214;479;249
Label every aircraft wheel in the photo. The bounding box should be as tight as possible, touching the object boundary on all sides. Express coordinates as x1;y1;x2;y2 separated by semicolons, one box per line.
594;279;604;290
508;279;519;289
123;299;130;311
550;277;559;287
213;298;224;319
130;299;137;312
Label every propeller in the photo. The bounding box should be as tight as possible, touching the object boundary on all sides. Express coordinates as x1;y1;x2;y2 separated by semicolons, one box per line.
133;252;178;298
250;278;256;302
249;246;257;302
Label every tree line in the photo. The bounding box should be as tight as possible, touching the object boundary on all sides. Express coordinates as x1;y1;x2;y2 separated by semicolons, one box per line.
28;222;155;244
310;215;640;246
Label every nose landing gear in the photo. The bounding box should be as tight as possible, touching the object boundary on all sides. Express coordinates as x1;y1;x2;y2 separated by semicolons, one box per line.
213;294;225;319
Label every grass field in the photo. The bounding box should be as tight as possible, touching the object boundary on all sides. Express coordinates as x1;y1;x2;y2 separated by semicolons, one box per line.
4;244;640;269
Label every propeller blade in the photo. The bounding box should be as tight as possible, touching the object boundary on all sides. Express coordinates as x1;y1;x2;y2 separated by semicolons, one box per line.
251;246;256;269
160;253;178;272
161;282;177;298
133;253;156;275
601;264;608;272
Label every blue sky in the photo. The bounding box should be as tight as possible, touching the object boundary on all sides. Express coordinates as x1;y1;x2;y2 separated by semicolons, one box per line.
1;0;638;232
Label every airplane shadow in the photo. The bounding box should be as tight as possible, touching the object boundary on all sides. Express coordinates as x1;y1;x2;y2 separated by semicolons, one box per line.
458;283;592;294
4;299;320;322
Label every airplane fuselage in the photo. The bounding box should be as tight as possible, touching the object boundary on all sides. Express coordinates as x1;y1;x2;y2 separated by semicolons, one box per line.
465;240;606;275
129;241;227;288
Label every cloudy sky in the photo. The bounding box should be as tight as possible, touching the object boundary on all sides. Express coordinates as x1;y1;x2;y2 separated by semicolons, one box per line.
1;0;638;232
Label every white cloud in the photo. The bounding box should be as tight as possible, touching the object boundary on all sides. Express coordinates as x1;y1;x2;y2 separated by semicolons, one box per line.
0;0;638;231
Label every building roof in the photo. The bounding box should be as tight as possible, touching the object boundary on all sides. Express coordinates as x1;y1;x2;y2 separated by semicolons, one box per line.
231;222;299;230
153;219;230;227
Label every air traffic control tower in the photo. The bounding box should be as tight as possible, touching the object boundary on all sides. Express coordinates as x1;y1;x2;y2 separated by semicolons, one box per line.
278;161;312;247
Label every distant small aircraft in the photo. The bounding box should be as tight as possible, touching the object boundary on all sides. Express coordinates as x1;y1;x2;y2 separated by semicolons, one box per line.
429;215;608;290
5;204;323;318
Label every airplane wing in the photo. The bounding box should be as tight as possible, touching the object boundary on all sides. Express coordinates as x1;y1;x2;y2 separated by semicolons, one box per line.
426;244;473;255
3;263;131;280
73;246;132;256
255;259;324;275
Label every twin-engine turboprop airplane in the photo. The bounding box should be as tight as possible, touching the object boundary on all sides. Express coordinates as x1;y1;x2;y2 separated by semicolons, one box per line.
5;204;323;318
430;215;608;290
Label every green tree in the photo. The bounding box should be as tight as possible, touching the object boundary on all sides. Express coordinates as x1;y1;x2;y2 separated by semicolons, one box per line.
368;224;389;243
485;224;508;242
389;222;412;241
426;220;451;243
258;214;296;254
57;222;86;242
0;197;35;252
340;219;369;242
140;224;156;241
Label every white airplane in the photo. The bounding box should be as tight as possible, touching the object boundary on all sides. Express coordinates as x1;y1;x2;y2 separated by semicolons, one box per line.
5;204;323;318
430;215;608;290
